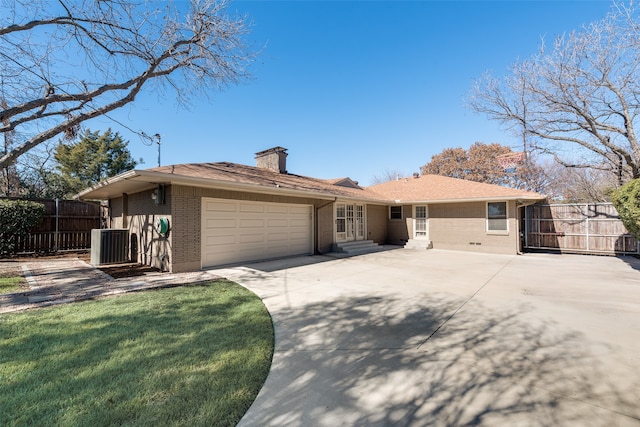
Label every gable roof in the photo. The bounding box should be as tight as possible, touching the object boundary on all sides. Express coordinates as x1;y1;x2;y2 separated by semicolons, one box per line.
322;177;362;189
77;162;545;204
367;174;545;203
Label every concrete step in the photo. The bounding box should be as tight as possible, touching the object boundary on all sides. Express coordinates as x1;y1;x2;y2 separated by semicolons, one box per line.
333;240;384;255
404;239;433;250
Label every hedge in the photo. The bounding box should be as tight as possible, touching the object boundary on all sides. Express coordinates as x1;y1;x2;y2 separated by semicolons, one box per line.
611;179;640;240
0;200;46;256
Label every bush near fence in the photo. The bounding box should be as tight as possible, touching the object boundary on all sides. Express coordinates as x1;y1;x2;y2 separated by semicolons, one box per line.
0;200;46;256
0;198;104;254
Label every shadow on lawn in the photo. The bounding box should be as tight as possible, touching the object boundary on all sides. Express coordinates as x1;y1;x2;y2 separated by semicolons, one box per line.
0;285;273;427
240;293;640;427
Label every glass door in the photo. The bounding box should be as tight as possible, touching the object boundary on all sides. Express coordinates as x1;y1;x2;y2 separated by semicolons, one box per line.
346;204;355;240
355;204;365;240
336;203;346;241
336;203;365;242
414;205;428;239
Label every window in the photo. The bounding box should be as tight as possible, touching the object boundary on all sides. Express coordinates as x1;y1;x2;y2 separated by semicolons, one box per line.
487;202;508;232
390;206;402;220
336;204;346;233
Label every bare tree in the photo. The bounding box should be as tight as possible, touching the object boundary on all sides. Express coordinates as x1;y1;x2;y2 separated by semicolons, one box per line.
0;97;20;196
549;166;618;202
370;168;407;185
0;0;255;169
469;1;640;181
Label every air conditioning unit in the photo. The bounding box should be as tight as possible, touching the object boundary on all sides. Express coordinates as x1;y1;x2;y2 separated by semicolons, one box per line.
90;229;129;265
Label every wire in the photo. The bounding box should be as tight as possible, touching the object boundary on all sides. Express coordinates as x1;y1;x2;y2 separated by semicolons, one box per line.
101;112;157;146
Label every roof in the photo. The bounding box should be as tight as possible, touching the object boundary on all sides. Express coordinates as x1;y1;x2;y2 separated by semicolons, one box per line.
367;174;545;203
77;162;388;202
322;177;362;189
77;162;545;204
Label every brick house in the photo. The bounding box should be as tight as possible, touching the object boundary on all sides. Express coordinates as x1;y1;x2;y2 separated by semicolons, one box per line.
78;147;545;272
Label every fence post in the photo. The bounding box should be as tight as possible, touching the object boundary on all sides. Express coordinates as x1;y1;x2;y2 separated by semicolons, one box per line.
54;198;59;252
524;205;530;249
585;203;589;252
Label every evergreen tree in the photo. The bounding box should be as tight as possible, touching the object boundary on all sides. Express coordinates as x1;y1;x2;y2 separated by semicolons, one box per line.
54;129;138;196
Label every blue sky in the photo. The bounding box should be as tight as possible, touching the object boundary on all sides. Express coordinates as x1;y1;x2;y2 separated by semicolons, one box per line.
88;0;613;186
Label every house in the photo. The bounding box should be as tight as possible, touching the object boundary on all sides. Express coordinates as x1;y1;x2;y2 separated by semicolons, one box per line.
78;146;546;272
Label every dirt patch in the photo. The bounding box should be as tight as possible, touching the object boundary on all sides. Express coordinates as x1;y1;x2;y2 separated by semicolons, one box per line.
97;263;162;279
1;250;91;262
2;252;163;280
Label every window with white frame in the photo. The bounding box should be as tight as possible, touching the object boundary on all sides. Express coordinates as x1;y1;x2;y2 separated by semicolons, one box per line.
390;206;402;220
487;202;508;232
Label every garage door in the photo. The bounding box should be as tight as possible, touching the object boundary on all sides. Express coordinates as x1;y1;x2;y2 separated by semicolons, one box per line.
201;198;313;268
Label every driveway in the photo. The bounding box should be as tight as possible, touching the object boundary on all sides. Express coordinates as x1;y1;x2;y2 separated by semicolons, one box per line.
207;249;640;427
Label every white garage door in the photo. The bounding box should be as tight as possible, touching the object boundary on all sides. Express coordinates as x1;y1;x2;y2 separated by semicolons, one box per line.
201;198;313;268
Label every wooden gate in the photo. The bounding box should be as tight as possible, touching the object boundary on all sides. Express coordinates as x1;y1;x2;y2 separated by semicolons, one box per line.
525;203;639;255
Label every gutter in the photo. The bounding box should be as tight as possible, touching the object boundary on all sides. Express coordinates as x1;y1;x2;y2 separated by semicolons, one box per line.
388;195;546;205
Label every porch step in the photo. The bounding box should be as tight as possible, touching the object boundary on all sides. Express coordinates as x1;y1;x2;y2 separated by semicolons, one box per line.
404;239;433;250
333;240;384;256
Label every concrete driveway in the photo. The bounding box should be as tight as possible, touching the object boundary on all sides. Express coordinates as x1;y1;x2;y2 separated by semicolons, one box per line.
207;249;640;427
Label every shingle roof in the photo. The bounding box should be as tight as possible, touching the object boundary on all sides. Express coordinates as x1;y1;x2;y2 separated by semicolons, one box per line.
148;162;386;201
80;161;545;203
367;174;545;203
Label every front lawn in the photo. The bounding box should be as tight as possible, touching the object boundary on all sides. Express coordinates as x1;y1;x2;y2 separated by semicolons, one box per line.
0;280;274;427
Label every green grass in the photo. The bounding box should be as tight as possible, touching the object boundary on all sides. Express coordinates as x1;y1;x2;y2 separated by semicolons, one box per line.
0;280;274;427
0;268;25;294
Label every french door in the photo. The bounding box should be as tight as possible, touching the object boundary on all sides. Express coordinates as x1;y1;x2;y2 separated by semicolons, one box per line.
336;203;365;242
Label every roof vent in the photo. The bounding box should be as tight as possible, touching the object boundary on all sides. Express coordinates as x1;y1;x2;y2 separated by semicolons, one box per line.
413;172;420;179
255;146;288;174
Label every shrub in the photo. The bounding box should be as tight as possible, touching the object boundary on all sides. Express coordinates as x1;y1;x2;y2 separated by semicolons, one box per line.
0;200;45;255
611;179;640;239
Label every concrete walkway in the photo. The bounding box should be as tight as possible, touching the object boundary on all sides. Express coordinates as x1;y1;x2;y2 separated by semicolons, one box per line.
208;249;640;427
0;258;213;313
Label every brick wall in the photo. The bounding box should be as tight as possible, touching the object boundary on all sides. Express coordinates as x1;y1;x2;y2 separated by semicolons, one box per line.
171;186;202;272
429;201;518;255
109;197;124;228
316;203;334;254
386;205;411;244
126;188;172;271
366;204;388;244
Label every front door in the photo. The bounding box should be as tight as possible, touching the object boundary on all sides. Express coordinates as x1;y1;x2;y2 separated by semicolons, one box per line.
336;203;365;242
414;205;429;240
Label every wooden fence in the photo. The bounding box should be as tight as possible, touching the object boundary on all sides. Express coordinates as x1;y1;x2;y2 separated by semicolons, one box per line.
525;203;639;255
3;198;105;254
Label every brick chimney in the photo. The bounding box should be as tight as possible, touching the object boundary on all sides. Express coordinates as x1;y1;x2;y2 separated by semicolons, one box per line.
255;146;288;174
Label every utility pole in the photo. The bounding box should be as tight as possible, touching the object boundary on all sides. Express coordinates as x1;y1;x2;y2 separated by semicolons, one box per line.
155;133;161;167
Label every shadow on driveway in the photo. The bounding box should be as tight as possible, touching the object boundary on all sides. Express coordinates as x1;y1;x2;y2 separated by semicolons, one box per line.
232;258;640;426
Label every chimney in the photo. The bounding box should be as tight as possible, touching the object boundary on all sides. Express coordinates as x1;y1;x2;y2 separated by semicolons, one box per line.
255;146;288;174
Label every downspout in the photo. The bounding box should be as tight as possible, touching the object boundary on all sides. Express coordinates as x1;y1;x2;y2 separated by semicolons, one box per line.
315;198;337;254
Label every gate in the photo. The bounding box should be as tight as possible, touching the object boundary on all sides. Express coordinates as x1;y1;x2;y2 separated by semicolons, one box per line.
525;203;639;255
